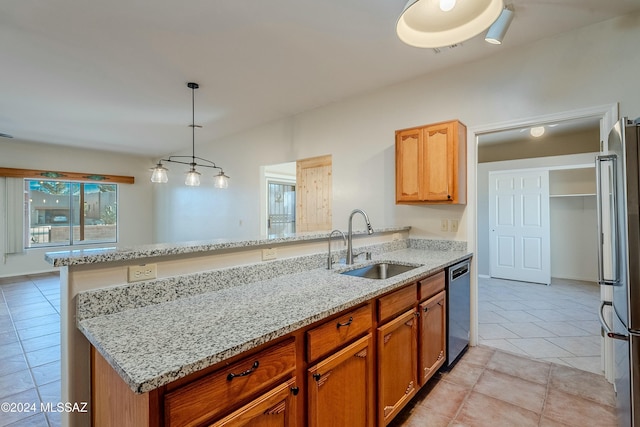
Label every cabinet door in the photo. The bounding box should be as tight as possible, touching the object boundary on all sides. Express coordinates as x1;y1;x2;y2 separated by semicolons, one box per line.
377;309;417;426
422;122;455;202
418;291;446;386
395;128;423;202
308;334;373;427
210;378;298;427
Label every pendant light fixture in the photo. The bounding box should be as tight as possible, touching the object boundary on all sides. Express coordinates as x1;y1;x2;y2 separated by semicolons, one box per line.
396;0;504;48
150;82;230;188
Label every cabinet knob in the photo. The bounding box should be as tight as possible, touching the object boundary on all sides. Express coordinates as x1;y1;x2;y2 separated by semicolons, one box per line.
290;386;299;396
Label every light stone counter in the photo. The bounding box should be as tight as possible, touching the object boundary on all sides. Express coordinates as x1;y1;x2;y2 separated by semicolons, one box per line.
77;241;471;394
45;226;410;267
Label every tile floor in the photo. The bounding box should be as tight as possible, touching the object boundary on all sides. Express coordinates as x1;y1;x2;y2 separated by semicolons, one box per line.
0;273;612;427
0;273;61;427
389;345;617;427
478;276;604;375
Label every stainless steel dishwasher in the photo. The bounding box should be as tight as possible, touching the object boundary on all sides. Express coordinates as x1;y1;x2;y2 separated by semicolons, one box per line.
445;259;470;369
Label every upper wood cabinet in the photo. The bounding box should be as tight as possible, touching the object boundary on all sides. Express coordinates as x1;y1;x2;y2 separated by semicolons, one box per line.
395;120;466;205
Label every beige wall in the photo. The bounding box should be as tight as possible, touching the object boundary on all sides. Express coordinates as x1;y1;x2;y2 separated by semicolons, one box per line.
479;128;600;163
155;12;640;244
0;139;154;277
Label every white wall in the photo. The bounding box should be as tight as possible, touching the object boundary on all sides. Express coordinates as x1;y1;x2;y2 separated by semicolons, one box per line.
0;139;154;277
154;12;640;244
550;196;598;281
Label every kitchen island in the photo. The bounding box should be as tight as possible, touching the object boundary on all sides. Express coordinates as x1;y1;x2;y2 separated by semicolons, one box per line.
46;228;471;426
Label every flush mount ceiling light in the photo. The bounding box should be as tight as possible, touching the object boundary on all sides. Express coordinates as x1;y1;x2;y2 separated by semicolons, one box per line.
530;126;546;137
396;0;504;48
150;82;229;188
485;6;514;44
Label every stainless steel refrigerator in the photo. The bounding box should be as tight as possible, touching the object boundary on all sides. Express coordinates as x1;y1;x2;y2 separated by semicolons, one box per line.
596;117;640;427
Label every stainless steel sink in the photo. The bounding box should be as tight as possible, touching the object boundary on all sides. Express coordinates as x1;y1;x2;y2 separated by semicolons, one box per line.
340;262;419;280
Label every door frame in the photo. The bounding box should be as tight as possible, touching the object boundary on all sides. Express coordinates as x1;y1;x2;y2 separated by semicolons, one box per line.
466;104;618;378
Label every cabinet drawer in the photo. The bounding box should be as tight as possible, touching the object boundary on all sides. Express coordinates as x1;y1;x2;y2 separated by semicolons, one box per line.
164;338;296;427
377;284;417;322
418;271;445;301
307;304;371;362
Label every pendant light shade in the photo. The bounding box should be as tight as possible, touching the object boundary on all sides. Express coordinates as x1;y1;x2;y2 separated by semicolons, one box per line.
185;167;201;186
213;171;229;189
150;82;230;188
396;0;504;48
150;162;169;183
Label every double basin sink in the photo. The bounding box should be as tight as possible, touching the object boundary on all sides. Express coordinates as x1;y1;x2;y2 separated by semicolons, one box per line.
340;262;420;280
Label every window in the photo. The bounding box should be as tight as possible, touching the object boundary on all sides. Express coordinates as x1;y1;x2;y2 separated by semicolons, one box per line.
25;179;117;248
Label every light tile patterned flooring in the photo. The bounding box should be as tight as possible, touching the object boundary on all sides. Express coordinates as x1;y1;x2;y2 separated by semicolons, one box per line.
0;273;61;427
389;345;617;427
478;276;604;375
0;273;611;426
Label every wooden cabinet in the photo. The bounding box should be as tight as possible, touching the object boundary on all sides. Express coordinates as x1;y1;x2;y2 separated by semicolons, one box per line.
377;309;417;426
307;304;371;362
164;339;296;427
210;378;298;427
308;335;374;427
418;291;446;386
395;120;466;205
90;267;460;427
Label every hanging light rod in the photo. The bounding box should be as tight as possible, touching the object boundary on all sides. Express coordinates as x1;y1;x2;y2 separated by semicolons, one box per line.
150;82;229;188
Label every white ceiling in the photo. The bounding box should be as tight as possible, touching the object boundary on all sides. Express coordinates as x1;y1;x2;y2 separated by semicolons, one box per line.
1;0;638;157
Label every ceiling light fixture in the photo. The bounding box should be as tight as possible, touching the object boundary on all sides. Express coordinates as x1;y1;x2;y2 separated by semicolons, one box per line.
396;0;504;48
530;126;545;137
150;82;229;188
485;6;514;45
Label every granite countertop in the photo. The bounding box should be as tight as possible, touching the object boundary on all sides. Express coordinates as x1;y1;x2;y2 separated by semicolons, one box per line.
78;246;471;394
45;226;410;267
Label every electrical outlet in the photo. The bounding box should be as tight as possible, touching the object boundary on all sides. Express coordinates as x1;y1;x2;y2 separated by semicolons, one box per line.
392;233;401;241
262;248;278;261
128;264;157;283
440;219;449;232
450;219;459;232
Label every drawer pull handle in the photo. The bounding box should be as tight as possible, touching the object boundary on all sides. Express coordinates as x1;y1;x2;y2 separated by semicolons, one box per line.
226;361;259;381
336;316;353;328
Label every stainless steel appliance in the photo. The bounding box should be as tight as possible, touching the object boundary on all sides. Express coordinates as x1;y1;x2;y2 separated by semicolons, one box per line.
596;117;640;426
446;258;470;369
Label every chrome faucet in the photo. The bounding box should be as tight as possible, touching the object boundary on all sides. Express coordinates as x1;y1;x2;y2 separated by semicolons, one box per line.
346;209;374;264
327;229;347;269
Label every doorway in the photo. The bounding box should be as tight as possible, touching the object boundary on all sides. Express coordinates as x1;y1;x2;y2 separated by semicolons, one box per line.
470;104;618;380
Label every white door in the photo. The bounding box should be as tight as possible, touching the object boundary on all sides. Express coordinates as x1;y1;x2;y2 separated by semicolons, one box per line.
489;170;551;285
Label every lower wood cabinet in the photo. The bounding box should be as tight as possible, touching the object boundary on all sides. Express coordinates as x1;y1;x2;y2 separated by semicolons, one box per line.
210;378;298;427
418;290;446;386
90;268;458;427
307;334;374;427
377;309;418;426
164;339;296;427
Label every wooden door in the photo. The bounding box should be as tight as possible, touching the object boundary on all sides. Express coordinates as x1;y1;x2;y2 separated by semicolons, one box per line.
423;122;455;202
489;170;551;285
418;290;446;386
377;309;417;426
308;335;373;427
210;378;297;427
395;128;422;202
296;155;332;232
